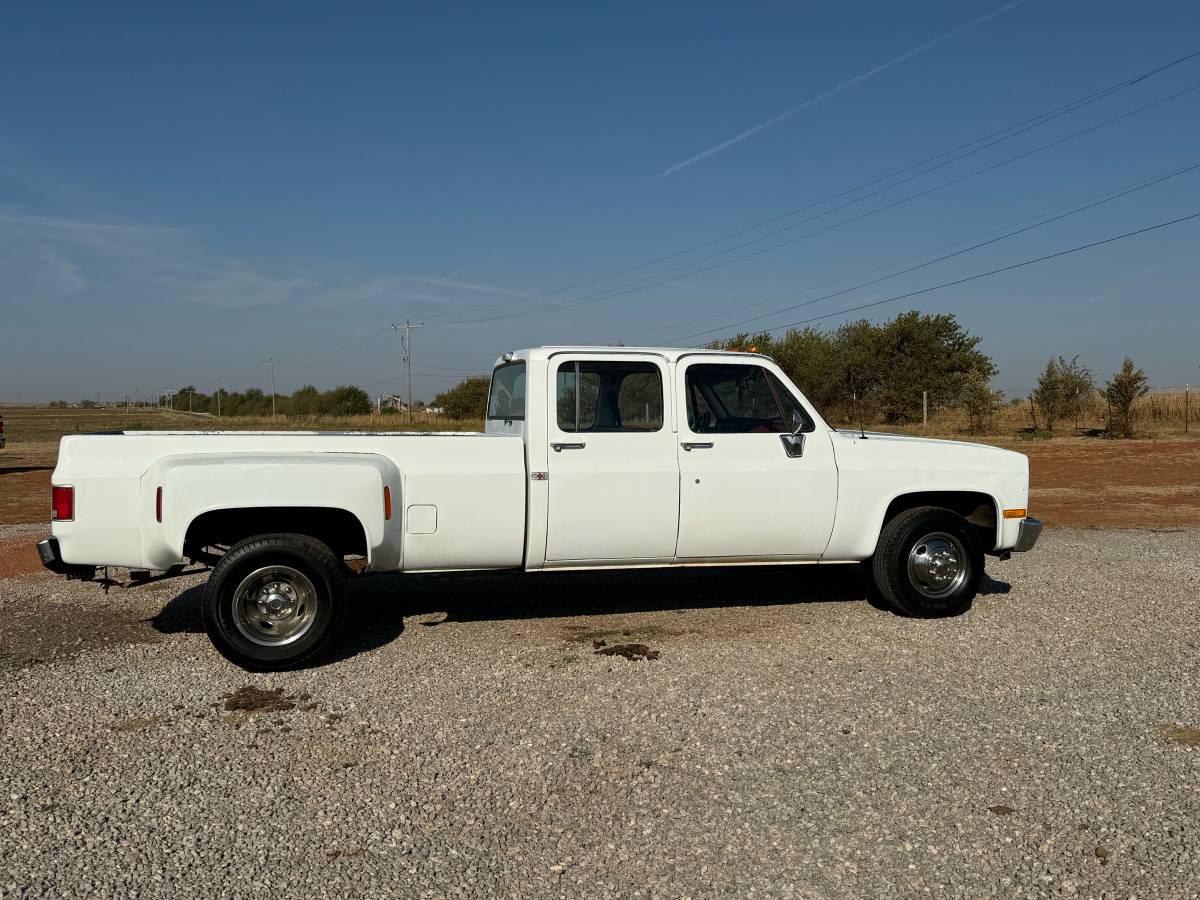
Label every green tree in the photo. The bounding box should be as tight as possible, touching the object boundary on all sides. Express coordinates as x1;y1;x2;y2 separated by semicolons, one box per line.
1033;358;1064;431
1102;357;1149;438
325;385;371;416
962;370;1003;434
434;375;490;420
1056;355;1095;429
708;311;994;427
287;385;322;416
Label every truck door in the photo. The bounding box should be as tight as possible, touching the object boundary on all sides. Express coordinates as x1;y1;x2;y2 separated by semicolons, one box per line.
675;359;837;559
544;355;679;562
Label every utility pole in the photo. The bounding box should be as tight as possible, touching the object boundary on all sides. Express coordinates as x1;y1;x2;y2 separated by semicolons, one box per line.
260;358;279;417
391;320;424;425
216;378;222;419
922;390;928;432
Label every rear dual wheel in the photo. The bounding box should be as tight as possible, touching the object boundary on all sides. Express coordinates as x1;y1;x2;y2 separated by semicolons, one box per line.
201;533;348;671
870;506;984;617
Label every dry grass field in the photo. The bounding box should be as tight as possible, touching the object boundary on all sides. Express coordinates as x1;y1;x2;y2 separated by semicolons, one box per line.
2;404;1198;533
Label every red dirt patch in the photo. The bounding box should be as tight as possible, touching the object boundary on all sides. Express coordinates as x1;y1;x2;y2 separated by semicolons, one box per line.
0;469;51;528
1019;439;1200;527
0;537;46;579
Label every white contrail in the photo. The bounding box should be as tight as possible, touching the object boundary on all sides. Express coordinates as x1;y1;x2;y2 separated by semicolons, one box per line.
661;0;1031;177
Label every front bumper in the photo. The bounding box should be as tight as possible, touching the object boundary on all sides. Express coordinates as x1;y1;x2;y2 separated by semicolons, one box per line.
37;537;96;579
1013;517;1043;553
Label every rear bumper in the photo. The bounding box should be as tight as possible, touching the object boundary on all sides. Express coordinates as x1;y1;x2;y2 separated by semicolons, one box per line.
37;537;96;579
1013;517;1043;553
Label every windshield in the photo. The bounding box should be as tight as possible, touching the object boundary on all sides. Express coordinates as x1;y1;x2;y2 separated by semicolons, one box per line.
487;361;526;421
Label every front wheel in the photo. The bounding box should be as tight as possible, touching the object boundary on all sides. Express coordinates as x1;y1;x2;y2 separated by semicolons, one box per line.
201;533;348;671
871;506;984;617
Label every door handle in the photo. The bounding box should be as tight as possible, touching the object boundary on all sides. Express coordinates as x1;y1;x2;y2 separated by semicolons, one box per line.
551;442;586;452
681;442;714;451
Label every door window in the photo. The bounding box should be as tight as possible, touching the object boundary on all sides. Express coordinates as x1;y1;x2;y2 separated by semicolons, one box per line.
556;361;663;432
686;364;812;433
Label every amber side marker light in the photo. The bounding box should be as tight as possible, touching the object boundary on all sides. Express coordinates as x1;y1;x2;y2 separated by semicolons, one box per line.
383;486;392;521
1003;508;1027;519
156;487;163;523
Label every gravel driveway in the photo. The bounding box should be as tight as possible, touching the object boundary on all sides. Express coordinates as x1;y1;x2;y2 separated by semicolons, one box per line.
2;526;1198;898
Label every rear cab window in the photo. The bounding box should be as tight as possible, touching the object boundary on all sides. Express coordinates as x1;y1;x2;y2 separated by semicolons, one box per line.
487;361;526;432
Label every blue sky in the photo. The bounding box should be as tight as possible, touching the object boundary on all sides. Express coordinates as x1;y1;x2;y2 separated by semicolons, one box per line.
1;0;1198;402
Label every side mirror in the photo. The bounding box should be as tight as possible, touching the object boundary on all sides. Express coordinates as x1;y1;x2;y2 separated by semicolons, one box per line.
780;432;805;458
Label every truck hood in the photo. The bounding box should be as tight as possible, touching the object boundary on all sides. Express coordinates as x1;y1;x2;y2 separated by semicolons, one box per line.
833;429;1026;473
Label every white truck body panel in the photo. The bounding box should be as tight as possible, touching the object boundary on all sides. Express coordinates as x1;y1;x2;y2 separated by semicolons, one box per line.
47;347;1032;575
52;432;526;573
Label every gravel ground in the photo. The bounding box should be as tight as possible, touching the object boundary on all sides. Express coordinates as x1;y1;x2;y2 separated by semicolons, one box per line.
1;525;1198;898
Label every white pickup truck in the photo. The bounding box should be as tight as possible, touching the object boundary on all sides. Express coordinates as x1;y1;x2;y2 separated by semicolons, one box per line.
39;347;1040;670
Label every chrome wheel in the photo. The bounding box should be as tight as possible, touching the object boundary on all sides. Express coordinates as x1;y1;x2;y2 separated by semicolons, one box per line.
231;565;318;647
906;532;968;600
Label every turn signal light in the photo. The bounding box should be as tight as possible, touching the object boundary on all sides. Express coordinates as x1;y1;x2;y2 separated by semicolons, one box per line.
52;485;74;521
1002;508;1027;519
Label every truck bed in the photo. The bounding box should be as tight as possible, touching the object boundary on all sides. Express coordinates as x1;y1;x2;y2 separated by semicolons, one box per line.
51;430;527;572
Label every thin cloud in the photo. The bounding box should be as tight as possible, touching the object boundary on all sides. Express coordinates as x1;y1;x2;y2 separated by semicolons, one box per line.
0;209;530;312
40;249;87;296
661;0;1031;177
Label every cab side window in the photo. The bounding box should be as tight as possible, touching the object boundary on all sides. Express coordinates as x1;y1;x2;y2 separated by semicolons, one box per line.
487;362;526;421
556;361;664;432
686;364;812;434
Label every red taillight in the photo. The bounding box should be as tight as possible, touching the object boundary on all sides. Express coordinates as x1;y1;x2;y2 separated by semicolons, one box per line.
156;486;163;523
383;486;392;521
52;485;74;521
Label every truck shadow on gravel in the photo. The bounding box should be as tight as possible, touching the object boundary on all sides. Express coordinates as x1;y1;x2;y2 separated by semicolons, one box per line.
150;566;1011;667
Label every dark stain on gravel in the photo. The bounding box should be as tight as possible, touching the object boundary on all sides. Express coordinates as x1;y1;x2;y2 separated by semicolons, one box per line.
988;805;1016;816
566;623;682;645
1159;724;1200;746
0;598;162;671
595;642;660;661
222;686;311;714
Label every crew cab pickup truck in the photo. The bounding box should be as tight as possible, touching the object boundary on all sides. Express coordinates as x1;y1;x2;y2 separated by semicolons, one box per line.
39;347;1041;670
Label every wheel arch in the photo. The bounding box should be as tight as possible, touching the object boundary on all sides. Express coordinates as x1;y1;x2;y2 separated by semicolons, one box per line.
873;490;1000;556
183;506;369;563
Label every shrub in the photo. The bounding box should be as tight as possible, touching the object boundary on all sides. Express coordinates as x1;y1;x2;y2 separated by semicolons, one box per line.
434;375;490;420
1102;357;1149;438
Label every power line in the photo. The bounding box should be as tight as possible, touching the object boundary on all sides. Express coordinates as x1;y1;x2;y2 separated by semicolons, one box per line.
441;80;1200;326
423;49;1200;324
361;371;480;390
692;210;1200;340
637;177;1146;339
288;326;393;369
658;158;1200;343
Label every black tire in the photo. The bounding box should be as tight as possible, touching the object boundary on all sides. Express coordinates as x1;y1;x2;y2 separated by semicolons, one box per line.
870;506;983;618
201;533;348;671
